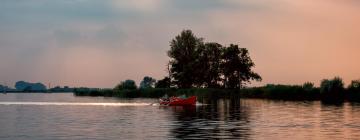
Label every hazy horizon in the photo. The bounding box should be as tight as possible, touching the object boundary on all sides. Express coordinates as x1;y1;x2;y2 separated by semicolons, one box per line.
0;0;359;88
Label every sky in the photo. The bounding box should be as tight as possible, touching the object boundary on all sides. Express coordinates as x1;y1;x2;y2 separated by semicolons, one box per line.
0;0;359;88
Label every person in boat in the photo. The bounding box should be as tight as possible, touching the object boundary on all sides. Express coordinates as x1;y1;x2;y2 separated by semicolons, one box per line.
160;94;169;102
159;94;196;106
164;95;185;100
170;96;181;102
160;95;179;103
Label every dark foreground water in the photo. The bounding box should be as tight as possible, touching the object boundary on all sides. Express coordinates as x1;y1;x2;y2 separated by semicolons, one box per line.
1;93;360;140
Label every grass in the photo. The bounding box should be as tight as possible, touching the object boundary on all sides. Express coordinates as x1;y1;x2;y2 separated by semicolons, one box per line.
74;88;240;99
74;85;360;103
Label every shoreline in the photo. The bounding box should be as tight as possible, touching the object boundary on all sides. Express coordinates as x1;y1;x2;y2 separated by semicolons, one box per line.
73;87;360;103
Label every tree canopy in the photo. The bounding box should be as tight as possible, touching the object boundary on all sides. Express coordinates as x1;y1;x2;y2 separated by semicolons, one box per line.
140;76;156;89
114;79;137;90
167;29;261;89
168;30;203;88
347;80;360;95
155;77;171;88
320;77;344;94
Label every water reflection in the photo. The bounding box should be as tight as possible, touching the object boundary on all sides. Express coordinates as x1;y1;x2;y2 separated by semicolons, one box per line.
165;98;251;139
165;99;360;140
2;94;360;139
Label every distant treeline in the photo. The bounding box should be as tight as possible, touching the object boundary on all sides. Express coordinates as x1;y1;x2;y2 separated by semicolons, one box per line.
242;77;360;103
0;81;74;93
74;76;360;103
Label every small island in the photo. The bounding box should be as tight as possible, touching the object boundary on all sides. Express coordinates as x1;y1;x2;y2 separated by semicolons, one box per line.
73;30;360;103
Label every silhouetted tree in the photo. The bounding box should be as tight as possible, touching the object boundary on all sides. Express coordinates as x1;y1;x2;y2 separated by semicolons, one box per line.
155;77;171;88
167;30;261;89
320;77;344;103
348;80;360;90
221;44;261;88
303;82;314;91
114;79;137;90
195;42;223;88
140;76;156;89
346;79;360;101
320;77;344;93
168;30;203;88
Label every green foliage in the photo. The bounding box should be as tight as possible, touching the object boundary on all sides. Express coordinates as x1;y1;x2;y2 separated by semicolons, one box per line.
303;82;314;91
348;80;360;90
221;44;261;88
140;76;156;89
155;77;171;88
73;88;112;96
168;30;203;88
236;84;320;101
167;29;261;89
74;75;360;103
320;77;344;94
75;88;239;99
75;85;320;101
114;80;137;90
194;42;222;88
346;80;360;102
320;77;345;103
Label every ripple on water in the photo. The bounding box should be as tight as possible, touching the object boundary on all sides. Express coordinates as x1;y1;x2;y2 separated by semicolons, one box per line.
1;94;360;139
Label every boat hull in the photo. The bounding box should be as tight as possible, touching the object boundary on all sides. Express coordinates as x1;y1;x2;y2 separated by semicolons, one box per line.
160;96;196;106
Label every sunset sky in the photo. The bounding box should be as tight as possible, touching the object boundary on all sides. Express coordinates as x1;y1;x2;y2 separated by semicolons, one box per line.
0;0;359;88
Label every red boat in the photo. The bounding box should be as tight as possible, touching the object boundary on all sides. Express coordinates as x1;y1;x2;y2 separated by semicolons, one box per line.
159;96;197;106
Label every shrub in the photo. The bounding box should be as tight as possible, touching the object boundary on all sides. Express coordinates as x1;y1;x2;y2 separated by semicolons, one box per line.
114;80;137;90
320;77;345;103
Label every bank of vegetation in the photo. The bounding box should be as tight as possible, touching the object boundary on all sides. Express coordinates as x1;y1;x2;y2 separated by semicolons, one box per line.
74;30;360;103
74;77;360;102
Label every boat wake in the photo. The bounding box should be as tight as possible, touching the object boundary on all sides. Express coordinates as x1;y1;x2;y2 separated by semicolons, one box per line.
195;102;208;106
0;102;151;106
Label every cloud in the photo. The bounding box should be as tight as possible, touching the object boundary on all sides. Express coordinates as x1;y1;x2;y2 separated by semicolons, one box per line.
53;25;128;48
54;30;83;47
0;0;359;87
113;0;165;13
95;25;127;45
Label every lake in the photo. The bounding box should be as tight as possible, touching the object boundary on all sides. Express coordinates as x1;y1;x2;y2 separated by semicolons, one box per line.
1;93;360;140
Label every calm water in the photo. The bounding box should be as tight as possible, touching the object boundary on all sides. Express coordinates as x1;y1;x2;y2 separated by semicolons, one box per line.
1;93;360;140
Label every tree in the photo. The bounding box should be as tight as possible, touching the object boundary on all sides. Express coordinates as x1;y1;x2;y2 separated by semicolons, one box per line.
348;80;360;94
303;82;314;91
221;44;261;88
168;30;204;88
195;42;222;88
320;77;344;94
320;77;345;103
114;80;137;90
167;30;261;89
349;80;360;88
155;77;171;88
140;76;156;89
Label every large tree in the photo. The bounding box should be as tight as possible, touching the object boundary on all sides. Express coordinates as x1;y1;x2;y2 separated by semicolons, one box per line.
195;42;222;88
320;77;345;102
167;30;261;89
155;77;171;88
168;30;203;88
221;44;261;88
